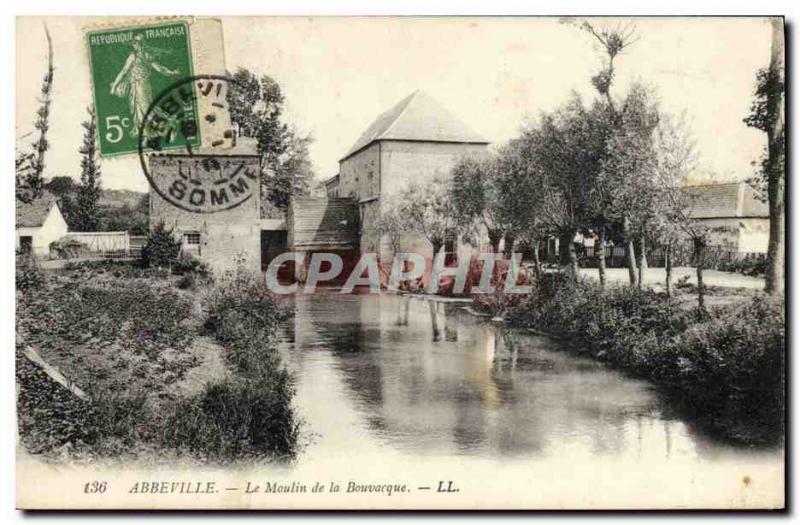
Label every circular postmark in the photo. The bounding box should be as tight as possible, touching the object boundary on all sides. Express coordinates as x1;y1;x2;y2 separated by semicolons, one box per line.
138;74;259;214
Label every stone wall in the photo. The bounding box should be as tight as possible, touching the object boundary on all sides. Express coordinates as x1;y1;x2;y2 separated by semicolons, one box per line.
148;154;262;274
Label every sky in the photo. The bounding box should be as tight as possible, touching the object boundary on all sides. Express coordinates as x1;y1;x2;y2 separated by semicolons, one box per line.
16;16;773;192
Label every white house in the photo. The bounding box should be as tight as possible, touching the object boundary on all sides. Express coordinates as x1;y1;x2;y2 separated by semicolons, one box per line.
16;192;68;258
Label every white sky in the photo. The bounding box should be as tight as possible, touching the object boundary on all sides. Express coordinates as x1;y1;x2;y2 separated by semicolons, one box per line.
16;16;773;192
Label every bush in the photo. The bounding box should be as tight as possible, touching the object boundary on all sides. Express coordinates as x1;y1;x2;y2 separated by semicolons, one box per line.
507;273;784;443
717;256;768;277
50;237;89;260
141;222;181;269
163;376;299;461
176;274;195;290
172;252;210;278
670;296;784;438
16;266;45;291
172;268;301;460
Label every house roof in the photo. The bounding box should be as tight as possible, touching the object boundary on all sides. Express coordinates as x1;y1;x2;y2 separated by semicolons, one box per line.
341;90;489;161
682;182;768;219
16;191;58;228
290;198;359;249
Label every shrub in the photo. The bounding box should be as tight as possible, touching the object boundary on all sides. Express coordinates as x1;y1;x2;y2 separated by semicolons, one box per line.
181;268;300;460
172;252;211;278
163;376;299;461
506;272;784;443
16;266;45;291
670;296;785;437
717;256;768;277
176;274;195;290
141;222;181;269
49;238;89;260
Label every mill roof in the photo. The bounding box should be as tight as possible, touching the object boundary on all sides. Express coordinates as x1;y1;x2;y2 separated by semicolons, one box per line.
341;90;488;161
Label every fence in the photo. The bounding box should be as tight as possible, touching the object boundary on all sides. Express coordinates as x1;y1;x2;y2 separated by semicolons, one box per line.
50;232;145;260
579;243;766;270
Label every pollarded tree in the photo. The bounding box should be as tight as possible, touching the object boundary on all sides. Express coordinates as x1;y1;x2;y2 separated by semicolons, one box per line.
513;95;598;278
572;19;643;286
451;152;509;253
650;113;698;296
399;176;463;257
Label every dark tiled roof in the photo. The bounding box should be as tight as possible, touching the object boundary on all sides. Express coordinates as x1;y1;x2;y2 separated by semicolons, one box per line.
16;191;58;228
682;182;768;219
341;90;488;161
290;198;360;249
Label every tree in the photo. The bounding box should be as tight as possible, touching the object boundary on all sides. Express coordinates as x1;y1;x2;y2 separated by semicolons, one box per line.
574;20;642;286
451;153;509;252
399;176;462;257
72;105;102;231
142;221;181;269
226;68;314;212
512;95;598;278
651;114;698;296
17;24;54;204
744;19;785;296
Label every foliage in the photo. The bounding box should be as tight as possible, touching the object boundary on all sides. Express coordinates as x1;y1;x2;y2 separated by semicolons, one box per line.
717;256;768;277
16;265;299;462
451;153;513;250
16;266;46;291
16;24;53;204
373;196;410;256
49;237;89;259
398;176;464;254
168;268;300;461
226;67;314;211
172;252;211;278
507;275;784;443
141;222;181;269
71;105;103;231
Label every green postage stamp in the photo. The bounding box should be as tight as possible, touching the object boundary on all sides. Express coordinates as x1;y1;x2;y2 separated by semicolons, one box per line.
86;21;199;156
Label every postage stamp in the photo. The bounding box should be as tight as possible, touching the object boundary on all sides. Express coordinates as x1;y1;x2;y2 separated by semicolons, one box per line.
86;20;200;156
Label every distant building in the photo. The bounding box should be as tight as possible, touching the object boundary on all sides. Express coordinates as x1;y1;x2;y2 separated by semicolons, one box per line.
324;174;340;198
682;181;769;254
15;192;68;257
336;90;489;254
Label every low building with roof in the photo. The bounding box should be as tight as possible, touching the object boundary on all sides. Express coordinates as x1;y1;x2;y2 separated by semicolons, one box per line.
15;192;68;258
682;181;769;254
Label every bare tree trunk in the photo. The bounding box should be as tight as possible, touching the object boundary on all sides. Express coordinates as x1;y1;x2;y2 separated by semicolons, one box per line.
596;228;607;289
693;238;706;311
532;240;542;281
567;235;579;280
503;233;516;259
623;216;637;286
665;244;673;297
637;236;647;289
765;18;785;296
488;229;503;254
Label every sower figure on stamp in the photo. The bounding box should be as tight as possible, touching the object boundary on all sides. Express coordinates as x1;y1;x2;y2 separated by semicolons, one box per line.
110;34;179;137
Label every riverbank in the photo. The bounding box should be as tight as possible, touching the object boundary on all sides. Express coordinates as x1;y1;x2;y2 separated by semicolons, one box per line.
15;260;299;463
493;273;784;445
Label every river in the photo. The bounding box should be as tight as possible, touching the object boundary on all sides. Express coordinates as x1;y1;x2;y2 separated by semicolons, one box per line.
273;292;784;509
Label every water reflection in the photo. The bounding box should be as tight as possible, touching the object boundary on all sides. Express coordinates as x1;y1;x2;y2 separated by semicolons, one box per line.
277;293;780;464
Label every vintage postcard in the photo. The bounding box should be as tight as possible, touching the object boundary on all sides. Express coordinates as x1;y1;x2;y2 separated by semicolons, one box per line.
14;16;785;510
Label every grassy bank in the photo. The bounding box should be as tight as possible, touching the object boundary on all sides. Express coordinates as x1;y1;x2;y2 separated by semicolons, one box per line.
16;261;299;463
502;274;785;445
